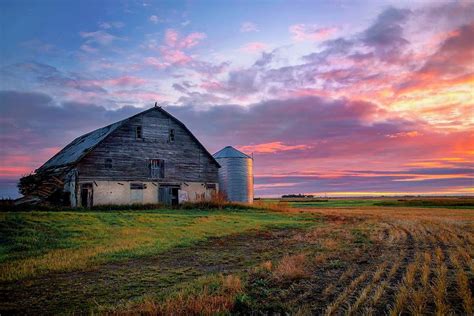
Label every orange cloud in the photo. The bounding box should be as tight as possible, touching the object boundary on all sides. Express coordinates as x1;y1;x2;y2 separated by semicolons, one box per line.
238;142;310;154
386;131;421;138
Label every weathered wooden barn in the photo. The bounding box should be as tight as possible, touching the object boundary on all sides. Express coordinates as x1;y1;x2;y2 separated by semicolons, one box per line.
18;106;220;207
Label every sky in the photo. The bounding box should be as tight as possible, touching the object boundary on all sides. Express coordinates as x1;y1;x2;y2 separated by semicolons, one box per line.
0;0;473;198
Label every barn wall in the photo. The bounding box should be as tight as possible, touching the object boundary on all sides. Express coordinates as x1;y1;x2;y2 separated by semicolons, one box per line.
77;109;219;184
77;180;218;206
180;182;219;202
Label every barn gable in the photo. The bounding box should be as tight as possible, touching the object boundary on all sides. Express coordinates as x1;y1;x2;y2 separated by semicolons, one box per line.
37;106;219;172
77;107;219;183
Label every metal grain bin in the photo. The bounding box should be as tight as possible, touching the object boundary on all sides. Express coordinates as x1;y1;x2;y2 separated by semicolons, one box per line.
213;146;254;203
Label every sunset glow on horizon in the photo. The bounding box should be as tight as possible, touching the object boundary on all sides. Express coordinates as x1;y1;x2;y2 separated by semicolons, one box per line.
0;0;473;198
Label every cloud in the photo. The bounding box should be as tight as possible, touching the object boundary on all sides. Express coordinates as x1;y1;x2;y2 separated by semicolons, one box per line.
161;48;192;64
142;29;207;67
180;32;207;49
99;21;124;29
3;2;473;198
238;142;310;154
79;30;118;46
1;61;107;93
386;131;421;138
240;21;259;32
1;90;472;198
80;44;98;53
164;29;206;49
289;24;338;41
240;42;267;53
420;22;474;77
84;76;147;88
149;15;161;24
362;7;411;48
144;57;169;69
163;96;473;196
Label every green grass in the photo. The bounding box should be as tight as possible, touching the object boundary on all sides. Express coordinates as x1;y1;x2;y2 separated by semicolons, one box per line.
284;198;474;209
0;208;316;281
288;199;381;208
373;199;474;209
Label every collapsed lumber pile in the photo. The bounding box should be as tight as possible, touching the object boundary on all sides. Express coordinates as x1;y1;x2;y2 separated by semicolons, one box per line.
17;166;72;205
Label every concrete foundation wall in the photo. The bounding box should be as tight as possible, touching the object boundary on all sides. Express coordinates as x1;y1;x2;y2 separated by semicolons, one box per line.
77;180;218;206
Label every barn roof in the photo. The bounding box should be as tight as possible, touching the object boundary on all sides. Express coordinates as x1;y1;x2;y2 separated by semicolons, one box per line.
40;121;123;170
213;146;252;159
38;106;219;171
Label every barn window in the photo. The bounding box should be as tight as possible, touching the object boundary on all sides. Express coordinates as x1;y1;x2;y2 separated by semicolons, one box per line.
135;126;143;139
105;158;113;169
150;159;164;179
206;183;216;189
169;129;175;143
130;183;145;190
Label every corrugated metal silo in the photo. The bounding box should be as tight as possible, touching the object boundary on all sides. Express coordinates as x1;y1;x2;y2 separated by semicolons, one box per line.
213;146;254;203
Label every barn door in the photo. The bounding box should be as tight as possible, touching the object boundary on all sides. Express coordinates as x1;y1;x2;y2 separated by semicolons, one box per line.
130;183;144;204
159;186;179;206
159;187;171;205
80;183;93;208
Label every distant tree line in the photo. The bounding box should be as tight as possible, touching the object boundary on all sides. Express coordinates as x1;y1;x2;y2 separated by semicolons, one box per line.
281;194;314;198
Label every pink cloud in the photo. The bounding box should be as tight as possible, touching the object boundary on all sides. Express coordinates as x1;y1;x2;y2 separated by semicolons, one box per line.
164;29;179;47
200;81;224;90
161;48;192;64
240;42;268;53
180;32;206;49
150;29;206;66
144;57;169;69
164;29;206;49
289;24;338;41
97;76;146;87
238;141;311;154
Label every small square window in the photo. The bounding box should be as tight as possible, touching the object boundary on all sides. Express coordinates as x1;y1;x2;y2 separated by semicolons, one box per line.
135;126;142;139
169;129;175;143
105;158;113;169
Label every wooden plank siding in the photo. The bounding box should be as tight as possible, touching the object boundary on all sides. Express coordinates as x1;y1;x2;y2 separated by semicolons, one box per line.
77;110;219;183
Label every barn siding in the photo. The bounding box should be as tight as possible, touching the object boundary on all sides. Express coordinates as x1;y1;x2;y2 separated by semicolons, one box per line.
77;109;219;183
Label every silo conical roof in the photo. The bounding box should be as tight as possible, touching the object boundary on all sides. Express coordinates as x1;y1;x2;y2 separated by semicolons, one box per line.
213;146;251;159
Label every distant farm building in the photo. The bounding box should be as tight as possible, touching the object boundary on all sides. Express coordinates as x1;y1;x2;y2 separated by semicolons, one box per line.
213;146;254;203
18;106;220;207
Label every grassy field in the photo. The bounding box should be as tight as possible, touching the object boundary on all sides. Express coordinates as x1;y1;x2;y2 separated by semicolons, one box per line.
1;200;473;314
0;209;315;282
275;197;474;209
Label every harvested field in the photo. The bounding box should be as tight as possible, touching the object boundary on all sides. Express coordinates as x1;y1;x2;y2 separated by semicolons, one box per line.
0;202;473;314
239;207;474;315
